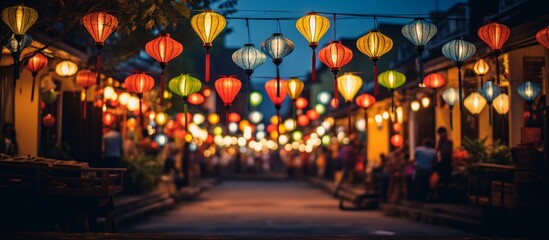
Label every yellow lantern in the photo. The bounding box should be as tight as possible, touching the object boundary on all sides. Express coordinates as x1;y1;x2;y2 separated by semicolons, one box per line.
286;77;304;101
492;93;509;115
55;60;78;77
337;73;363;104
103;86;115;100
410;100;421;112
295;12;330;82
191;10;226;83
118;92;131;106
284;119;297;132
356;30;393;95
473;58;490;76
193;113;205;125
420;96;431;108
208;113;220;125
127;96;140;111
239;120;250;132
270;115;280;125
155;112;169;126
1;5;38;37
463;92;487;115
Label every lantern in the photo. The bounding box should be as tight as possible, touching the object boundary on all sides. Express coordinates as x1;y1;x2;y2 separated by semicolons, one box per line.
423;73;446;106
155;134;168;147
103;112;115;126
145;33;183;106
296;12;330;82
378;70;406;111
208;113;220;125
24;52;48;101
193;113;205;125
249;111;263;124
421;96;431;108
125;73;155;130
81;12;118;85
176;112;192;128
315;104;326;115
517;81;541;123
442;87;459;129
169;74;201;132
536;26;549;49
410;101;420;112
191;10;226;82
356;30;393;95
228;113;241;123
355;93;376;132
478;22;510;85
390;134;403;148
284;119;297;132
297;115;310;127
337;73;362;134
474;59;490;88
42;90;57;104
262;33;294;97
215;76;242;133
2;5;38;82
480;81;501;124
155;112;169;126
6;34;32;82
306;109;320;121
250;91;263;107
318;41;353;101
187;92;205;105
55;60;78;77
287;77;304;118
232;43;266;109
76;70;96;118
317;91;331;104
295;97;308;110
103;86;115;100
265;78;288;144
42;114;55;127
463;92;487;115
401;18;437;86
118;92;130;106
330;98;340;109
442;38;476;110
492;93;509;115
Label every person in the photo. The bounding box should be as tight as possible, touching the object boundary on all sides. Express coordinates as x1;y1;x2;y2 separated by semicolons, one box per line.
334;134;358;197
102;125;124;168
0;123;18;156
162;137;178;175
436;127;453;201
374;153;388;201
414;138;437;201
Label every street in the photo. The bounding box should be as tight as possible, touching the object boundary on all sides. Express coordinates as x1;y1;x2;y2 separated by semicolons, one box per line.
122;180;472;237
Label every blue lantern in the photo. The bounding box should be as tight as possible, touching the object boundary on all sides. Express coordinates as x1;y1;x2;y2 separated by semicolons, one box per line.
479;81;501;104
262;33;294;97
402;18;437;86
442;87;459;129
154;133;168;147
517;81;541;104
232;43;267;110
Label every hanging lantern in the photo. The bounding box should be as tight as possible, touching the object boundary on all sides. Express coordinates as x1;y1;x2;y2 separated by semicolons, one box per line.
287;77;304;119
81;12;118;85
232;43;266;109
355;93;376;132
155;112;169;126
536;26;549;49
378;70;406;111
103;112;115;126
249;111;263;124
410;101;421;112
2;5;38;82
24;52;48;101
118;92;130;106
463;92;487;115
265;78;288;145
315;104;326;115
337;73;362;134
103;86;115;100
297;115;310;127
187;92;205;105
442;87;458;129
317;91;331;104
478;22;510;85
295;97;308;110
517;81;541;123
42;90;57;104
330;98;340;109
228;113;241;123
421;96;431;108
284;119;297;132
296;12;330;82
42;114;55;127
479;81;500;125
191;10;226;83
442;38;476;110
474;58;490;88
401;18;437;87
356;30;393;95
249;91;263;107
5;34;33;82
55;60;78;77
206;113;219;126
493;93;510;115
215;76;242;133
306;109;320;121
76;70;96;118
145;33;183;106
262;33;294;98
318;41;353;101
125;73;155;130
423;73;446;106
390;134;403;148
169;74;201;132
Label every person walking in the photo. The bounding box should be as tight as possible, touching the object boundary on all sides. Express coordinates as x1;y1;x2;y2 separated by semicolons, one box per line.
102;125;124;168
334;134;358;197
436;127;453;201
413;138;437;201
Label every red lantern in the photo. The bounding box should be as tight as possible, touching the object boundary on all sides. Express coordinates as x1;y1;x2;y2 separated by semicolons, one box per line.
215;76;242;132
536;26;549;49
318;41;353;101
125;73;155;130
423;73;446;106
24;52;48;102
176;112;192;127
81;12;119;85
103;112;115;126
306;109;320;120
145;33;183;106
228;112;241;123
478;22;510;85
266;124;277;134
355;93;376;133
297;115;310;127
390;134;403;147
393;123;401;133
265;78;288;144
165;120;176;131
42;114;55;127
76;70;97;118
295;97;308;110
187;92;205;105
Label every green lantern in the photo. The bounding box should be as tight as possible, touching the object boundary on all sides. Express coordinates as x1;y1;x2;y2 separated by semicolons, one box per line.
249;91;263;107
378;70;406;112
42;90;58;104
168;74;201;131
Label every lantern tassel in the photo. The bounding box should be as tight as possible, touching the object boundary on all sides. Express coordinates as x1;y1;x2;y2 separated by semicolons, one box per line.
184;101;189;133
96;46;102;86
374;62;379;96
480;76;484;91
434;88;437;107
364;110;368;132
276;108;280;146
489;105;493;125
449;106;453;129
276;65;280;97
30;72;37;102
139;97;144;132
347;104;351;135
495;53;500;86
13;51;20;89
333;73;338;102
529;104;534;124
82;90;87;119
457;65;463;112
312;48;317;82
160;66;166;106
247;75;251;112
292;101;297;120
225;106;229;135
205;50;210;83
418;49;424;86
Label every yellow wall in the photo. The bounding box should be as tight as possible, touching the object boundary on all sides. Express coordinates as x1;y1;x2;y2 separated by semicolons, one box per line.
15;69;40;156
366;100;390;166
437;67;462;149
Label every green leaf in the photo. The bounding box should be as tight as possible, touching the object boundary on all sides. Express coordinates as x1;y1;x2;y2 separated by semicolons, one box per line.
171;1;191;18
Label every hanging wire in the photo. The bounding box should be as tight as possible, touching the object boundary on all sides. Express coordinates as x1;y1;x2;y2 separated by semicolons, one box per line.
245;18;252;43
373;15;379;30
276;18;282;33
333;13;337;40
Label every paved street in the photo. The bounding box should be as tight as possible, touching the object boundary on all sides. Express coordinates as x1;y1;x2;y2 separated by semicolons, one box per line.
123;180;472;237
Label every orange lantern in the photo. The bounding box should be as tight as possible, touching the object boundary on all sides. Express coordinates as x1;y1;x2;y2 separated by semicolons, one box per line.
81;12;119;85
423;73;446;106
187;92;205;105
265;78;288;144
295;97;308;110
145;33;183;106
306;109;320;120
215;76;242;133
390;134;403;147
176;112;193;127
103;112;115;126
297;115;310;127
393;123;401;133
266;124;277;134
24;52;48;101
536;26;549;49
165;120;176;131
318;41;353;101
478;22;510;85
228;113;241;123
355;93;376;132
76;70;96;118
125;73;155;130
